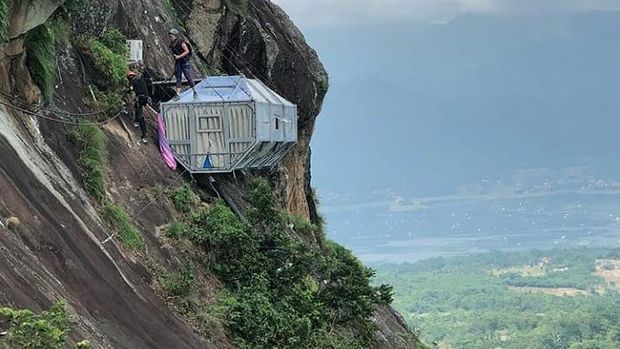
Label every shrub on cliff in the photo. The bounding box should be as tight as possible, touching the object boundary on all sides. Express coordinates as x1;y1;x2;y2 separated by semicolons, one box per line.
167;178;394;348
74;30;128;90
161;261;196;298
0;301;90;349
172;184;200;214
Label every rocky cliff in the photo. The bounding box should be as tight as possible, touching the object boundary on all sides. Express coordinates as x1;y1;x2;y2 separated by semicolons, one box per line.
0;0;420;348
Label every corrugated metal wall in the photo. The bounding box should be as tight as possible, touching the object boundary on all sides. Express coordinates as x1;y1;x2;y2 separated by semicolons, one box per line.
228;104;255;167
255;103;298;143
163;105;192;168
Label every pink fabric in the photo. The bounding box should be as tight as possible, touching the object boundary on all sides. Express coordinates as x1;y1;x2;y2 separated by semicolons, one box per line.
157;113;177;170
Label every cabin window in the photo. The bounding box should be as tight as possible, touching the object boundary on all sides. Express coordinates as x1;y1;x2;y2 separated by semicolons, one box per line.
274;114;282;130
198;115;221;132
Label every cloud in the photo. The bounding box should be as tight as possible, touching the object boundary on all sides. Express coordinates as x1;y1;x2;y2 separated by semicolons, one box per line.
389;196;427;213
272;0;620;26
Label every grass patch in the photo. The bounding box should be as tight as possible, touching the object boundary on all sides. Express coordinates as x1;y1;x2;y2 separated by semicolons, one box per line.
102;204;144;251
24;25;55;102
66;123;107;202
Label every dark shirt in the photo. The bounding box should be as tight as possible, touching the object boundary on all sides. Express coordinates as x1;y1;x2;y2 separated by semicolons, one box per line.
129;76;148;97
170;39;190;65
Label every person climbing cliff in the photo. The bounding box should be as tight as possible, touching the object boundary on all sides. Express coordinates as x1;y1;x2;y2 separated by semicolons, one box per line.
168;28;197;97
127;70;149;143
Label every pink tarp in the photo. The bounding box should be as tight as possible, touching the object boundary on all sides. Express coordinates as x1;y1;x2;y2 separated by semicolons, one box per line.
157;113;177;170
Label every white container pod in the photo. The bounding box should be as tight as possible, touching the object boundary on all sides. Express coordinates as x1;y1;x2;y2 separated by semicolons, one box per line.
161;76;298;173
126;40;143;63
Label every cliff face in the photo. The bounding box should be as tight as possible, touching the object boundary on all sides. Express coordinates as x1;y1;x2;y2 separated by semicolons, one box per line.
186;0;328;220
0;0;418;348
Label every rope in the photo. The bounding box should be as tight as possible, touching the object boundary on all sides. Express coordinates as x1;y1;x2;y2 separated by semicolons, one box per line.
0;87;115;117
0;98;124;126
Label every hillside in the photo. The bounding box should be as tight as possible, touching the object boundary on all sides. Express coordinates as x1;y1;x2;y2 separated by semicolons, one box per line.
0;0;420;348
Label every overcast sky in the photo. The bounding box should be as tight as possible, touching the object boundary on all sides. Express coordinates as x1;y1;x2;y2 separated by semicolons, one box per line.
269;0;620;259
273;0;620;25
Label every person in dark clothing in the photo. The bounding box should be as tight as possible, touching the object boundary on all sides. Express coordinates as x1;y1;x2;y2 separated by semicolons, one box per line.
127;70;149;143
168;28;196;96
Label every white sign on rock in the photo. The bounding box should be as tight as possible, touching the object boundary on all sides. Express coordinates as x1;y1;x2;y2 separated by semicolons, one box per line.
126;40;143;63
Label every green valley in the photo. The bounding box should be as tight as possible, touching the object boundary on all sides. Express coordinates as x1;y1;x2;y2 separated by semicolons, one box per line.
374;248;620;348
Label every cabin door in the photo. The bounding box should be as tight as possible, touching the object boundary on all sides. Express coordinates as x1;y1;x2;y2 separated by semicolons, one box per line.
194;105;226;169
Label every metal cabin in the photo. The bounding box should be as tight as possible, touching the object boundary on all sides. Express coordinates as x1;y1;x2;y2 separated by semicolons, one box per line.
161;76;298;173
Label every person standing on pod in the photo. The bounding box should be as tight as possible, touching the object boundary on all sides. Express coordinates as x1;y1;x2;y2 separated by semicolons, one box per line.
168;28;197;97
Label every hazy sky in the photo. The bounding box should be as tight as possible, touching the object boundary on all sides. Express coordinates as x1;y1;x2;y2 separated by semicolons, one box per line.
271;1;620;257
274;0;620;25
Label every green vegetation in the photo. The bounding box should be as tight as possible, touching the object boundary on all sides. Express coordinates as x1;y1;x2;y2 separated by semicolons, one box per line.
102;203;143;251
24;25;55;102
0;0;10;42
0;301;90;349
23;11;74;102
74;30;128;115
285;213;323;241
161;261;196;298
66;123;107;202
167;221;188;239
62;0;88;13
374;248;620;349
84;38;126;88
48;16;71;46
98;29;126;55
167;178;393;348
75;30;128;89
172;184;200;214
